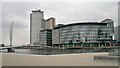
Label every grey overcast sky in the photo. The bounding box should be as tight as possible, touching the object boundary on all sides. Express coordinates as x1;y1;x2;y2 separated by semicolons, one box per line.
1;1;118;45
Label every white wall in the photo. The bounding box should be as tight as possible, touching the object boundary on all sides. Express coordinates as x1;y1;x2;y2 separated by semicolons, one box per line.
52;29;59;44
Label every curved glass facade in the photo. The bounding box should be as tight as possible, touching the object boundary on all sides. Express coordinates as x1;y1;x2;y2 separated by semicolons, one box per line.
59;25;111;44
52;19;114;47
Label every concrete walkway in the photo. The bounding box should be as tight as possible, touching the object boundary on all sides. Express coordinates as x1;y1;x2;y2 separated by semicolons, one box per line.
1;53;118;66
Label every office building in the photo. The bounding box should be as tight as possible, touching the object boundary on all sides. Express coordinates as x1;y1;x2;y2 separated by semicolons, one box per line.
45;17;55;29
30;10;114;47
30;9;55;45
114;25;120;41
52;19;114;47
39;29;52;46
30;9;45;45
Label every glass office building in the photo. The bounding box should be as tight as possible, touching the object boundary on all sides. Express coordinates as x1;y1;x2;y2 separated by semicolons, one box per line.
40;29;52;47
52;19;114;47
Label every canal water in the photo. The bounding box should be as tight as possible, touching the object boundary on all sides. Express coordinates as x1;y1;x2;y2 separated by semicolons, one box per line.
1;48;114;55
14;49;81;55
1;48;101;55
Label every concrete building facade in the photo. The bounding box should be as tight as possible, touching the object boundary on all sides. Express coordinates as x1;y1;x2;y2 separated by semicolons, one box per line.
52;29;60;45
45;17;55;29
30;10;44;45
114;25;120;41
30;9;55;45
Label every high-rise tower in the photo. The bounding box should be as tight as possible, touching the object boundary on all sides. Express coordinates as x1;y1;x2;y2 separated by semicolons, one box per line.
30;9;45;45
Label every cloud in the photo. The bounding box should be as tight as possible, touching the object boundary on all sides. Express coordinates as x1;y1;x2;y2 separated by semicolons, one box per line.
1;0;119;2
2;2;118;45
118;2;120;26
36;2;118;25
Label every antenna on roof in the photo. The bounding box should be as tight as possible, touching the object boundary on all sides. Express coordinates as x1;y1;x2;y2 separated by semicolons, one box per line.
36;9;39;10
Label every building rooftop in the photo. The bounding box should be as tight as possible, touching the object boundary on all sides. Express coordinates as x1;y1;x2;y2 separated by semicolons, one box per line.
45;17;55;22
54;22;108;29
101;19;113;23
32;9;44;13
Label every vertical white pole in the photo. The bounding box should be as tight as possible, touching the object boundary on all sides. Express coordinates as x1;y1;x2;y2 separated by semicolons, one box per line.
9;21;13;46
